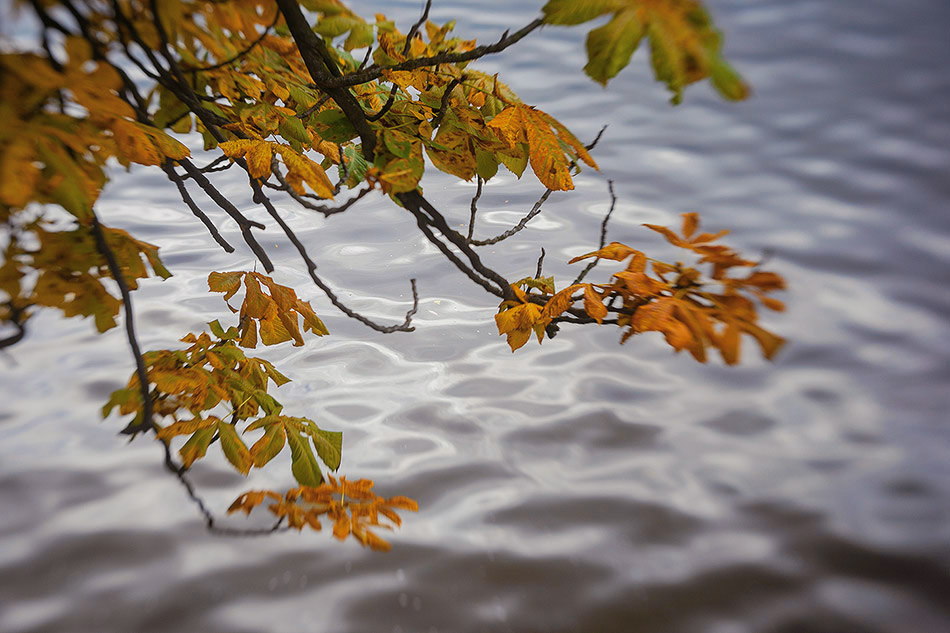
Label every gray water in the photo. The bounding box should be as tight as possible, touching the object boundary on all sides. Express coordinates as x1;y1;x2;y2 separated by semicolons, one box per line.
2;1;949;632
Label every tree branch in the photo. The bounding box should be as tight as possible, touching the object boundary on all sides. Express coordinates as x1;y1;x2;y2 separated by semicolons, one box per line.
326;18;545;88
177;158;274;272
89;215;153;435
276;0;378;159
183;11;280;73
250;180;418;333
572;179;617;285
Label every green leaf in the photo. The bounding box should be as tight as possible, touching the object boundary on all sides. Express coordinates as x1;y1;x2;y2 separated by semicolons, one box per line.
475;148;499;181
217;420;252;474
542;0;618;25
278;115;310;151
338;144;368;187
252;388;283;416
345;23;374;50
249;423;285;467
287;430;324;486
584;10;644;86
383;129;412;159
179;426;216;469
305;421;342;471
499;145;528;178
261;361;292;386
315;15;363;38
313;109;358;143
288;84;318;111
208;319;226;338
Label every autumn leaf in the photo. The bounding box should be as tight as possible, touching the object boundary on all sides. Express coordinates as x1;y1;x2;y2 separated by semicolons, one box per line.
583;284;608;323
217;420;253;475
487;104;597;191
568;242;642;264
542;0;749;103
495;298;545;352
287;429;325;487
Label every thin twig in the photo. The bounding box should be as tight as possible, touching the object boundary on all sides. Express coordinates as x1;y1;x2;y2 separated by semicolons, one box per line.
535;248;546;279
470;189;553;246
573;179;617;285
269;157;371;216
183;11;279;73
250;180;419;333
90;215;153;436
295;94;331;120
326;18;545;88
431;76;463;129
469;127;607;247
466;176;483;241
178;158;274;272
162;161;235;253
404;0;432;50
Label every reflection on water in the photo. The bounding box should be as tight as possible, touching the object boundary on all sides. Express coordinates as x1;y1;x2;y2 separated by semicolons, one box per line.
2;0;950;631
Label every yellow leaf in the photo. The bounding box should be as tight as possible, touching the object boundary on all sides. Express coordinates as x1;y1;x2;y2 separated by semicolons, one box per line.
494;302;544;352
245;141;273;179
487;104;594;191
111;119;161;166
738;320;785;361
218;140;255;159
0;139;40;208
276;146;335;199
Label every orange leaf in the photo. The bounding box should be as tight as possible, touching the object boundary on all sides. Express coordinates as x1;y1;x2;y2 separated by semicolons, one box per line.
681;213;699;238
568;242;640;264
583;284;607;323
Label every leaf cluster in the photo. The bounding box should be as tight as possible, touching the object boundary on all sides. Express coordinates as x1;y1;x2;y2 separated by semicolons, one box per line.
229;476;419;551
497;213;785;364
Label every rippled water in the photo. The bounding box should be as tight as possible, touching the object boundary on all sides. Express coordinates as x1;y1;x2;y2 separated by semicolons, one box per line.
2;1;950;632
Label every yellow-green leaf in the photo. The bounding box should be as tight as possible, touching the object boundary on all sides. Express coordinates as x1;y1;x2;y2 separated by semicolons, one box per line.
217;420;252;475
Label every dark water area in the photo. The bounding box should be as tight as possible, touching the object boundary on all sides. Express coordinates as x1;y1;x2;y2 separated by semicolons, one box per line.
2;1;950;632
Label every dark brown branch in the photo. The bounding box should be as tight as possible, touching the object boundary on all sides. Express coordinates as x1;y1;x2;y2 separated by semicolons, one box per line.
250;181;418;333
90;216;153;435
470;189;553;246
327;18;545;88
573;179;617;285
161;161;235;253
408;208;501;296
277;0;379;159
466;176;483;241
398;190;512;299
404;0;433;50
0;302;27;350
365;84;400;122
295;94;331;120
178;158;274;272
431;77;464;129
535;248;546;279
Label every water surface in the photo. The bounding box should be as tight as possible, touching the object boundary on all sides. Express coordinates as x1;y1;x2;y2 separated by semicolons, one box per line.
2;1;949;632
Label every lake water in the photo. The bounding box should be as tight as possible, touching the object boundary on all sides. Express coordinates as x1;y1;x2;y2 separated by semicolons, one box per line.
2;1;949;632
